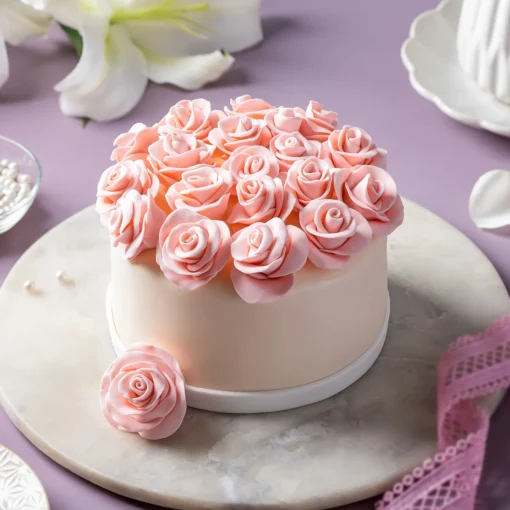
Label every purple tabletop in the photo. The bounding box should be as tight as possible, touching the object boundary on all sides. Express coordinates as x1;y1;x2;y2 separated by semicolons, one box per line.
1;1;510;509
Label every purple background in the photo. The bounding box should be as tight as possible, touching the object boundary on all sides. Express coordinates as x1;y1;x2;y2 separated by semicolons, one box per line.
1;1;510;509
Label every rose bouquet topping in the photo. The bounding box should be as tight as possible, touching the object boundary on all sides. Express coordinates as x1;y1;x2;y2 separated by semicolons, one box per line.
98;97;403;304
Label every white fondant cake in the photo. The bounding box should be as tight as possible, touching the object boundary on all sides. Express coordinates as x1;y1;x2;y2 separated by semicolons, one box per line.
97;96;404;436
109;235;388;392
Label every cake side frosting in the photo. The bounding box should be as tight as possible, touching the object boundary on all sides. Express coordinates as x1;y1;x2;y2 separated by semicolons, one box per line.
110;235;388;392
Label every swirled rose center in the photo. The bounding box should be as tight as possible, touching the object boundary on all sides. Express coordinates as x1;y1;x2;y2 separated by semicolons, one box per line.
352;175;384;209
179;231;199;252
109;171;119;182
237;117;253;133
169;138;192;154
187;173;215;187
345;128;362;151
248;229;263;250
285;137;299;147
246;155;264;174
302;162;321;180
324;207;345;232
242;180;261;197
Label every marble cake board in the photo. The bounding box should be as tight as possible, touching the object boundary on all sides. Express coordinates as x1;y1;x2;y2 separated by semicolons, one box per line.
0;199;509;510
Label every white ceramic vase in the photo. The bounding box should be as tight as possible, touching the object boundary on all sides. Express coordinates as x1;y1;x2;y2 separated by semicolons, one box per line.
457;0;510;104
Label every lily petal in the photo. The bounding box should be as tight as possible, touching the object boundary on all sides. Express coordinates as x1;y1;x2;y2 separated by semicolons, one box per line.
123;0;262;58
59;25;148;122
147;50;234;90
55;12;109;96
0;35;8;89
0;0;51;45
469;169;510;230
20;0;107;30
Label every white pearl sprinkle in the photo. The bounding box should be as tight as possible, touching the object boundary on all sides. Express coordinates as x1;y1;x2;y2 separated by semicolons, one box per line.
56;270;73;285
1;167;17;180
0;159;8;167
24;280;38;294
16;173;31;185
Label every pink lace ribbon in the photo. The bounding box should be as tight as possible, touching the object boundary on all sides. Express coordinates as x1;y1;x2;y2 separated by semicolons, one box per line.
376;315;510;510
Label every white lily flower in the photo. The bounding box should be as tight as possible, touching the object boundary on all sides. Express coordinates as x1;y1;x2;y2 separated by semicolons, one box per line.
0;0;51;89
25;0;262;122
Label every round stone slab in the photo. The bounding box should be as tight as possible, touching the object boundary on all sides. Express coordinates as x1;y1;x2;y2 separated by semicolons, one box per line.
0;199;508;509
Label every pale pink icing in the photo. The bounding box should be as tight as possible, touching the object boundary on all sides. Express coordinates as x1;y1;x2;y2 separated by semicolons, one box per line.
334;165;404;235
208;115;272;155
109;189;165;260
166;165;233;220
96;160;160;226
299;199;372;269
100;343;186;440
230;218;308;304
158;99;224;140
285;156;335;210
111;123;160;163
223;145;280;183
148;132;212;186
228;176;295;225
300;101;338;142
269;131;326;172
156;209;232;290
265;107;305;135
225;95;275;119
325;126;387;169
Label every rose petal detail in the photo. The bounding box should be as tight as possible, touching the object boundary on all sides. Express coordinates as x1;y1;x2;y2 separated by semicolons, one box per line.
230;218;308;303
325;126;387;169
96;159;160;226
225;95;275;119
334;165;404;236
108;189;165;260
166;165;232;220
157;209;232;290
100;343;186;440
299;199;372;269
158;98;225;140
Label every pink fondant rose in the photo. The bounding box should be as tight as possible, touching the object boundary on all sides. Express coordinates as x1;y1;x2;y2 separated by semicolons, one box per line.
230;218;308;304
223;146;280;183
166;165;233;220
148;132;212;186
111;123;159;163
300;101;338;142
157;209;232;290
269;131;325;172
100;343;186;440
108;189;165;260
96;159;160;225
299;199;372;269
225;95;275;119
228;176;295;225
325;126;387;169
158;99;224;140
208;115;272;155
265;107;305;135
285;157;335;210
334;165;404;235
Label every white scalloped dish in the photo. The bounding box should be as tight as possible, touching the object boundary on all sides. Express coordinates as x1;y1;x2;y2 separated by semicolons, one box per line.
401;0;510;137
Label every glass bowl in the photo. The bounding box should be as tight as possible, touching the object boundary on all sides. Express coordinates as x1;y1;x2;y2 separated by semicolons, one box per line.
0;136;41;234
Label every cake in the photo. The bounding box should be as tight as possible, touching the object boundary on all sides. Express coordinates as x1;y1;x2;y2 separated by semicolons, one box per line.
97;96;404;440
